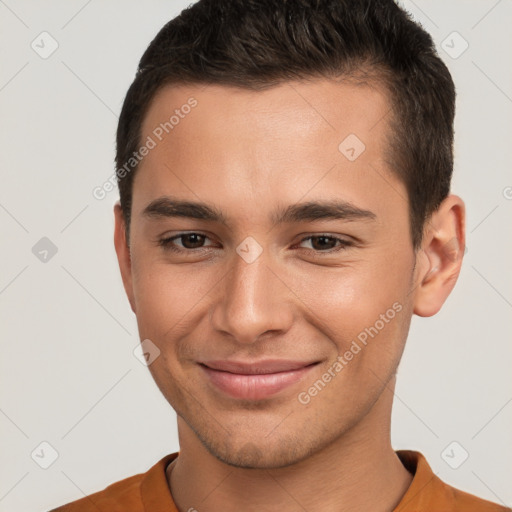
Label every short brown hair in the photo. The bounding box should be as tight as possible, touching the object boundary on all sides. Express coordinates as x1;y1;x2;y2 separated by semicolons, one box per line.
116;0;456;248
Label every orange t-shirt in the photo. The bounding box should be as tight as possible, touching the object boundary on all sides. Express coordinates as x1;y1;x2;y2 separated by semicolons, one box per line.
50;450;510;511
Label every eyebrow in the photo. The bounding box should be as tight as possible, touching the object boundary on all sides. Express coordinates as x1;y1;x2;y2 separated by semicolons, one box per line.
141;196;376;226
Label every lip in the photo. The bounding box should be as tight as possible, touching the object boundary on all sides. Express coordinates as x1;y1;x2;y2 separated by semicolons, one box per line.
199;359;320;400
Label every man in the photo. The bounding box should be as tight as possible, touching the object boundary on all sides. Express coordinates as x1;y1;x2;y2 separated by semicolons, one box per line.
52;0;509;510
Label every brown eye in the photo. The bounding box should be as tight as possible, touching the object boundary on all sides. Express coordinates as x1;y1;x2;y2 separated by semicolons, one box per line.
158;233;214;252
297;235;353;254
178;233;207;249
309;236;338;251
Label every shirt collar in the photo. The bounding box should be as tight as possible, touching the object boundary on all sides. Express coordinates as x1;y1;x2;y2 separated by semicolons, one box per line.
139;450;449;512
393;450;451;511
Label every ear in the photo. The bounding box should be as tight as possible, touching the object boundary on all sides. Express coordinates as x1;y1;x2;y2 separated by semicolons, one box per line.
113;201;136;314
413;194;466;317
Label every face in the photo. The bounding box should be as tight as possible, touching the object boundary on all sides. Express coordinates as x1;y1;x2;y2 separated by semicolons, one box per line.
115;79;425;469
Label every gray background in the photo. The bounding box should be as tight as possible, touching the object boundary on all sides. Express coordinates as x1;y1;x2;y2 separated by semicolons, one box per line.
0;1;511;510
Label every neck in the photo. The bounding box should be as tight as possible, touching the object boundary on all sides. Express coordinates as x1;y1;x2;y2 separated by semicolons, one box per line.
167;377;413;512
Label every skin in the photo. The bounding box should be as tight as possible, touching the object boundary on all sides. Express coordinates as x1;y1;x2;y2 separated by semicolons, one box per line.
114;78;465;511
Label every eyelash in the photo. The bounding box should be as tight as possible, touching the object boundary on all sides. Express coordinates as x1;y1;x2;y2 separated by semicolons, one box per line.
157;233;353;255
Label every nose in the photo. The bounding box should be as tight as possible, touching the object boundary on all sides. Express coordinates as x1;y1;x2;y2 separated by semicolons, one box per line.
210;249;294;344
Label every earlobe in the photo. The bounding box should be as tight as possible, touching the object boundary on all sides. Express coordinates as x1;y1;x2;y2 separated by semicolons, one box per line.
413;195;466;317
113;201;137;314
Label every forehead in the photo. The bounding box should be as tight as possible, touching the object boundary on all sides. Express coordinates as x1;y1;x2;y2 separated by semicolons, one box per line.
132;78;400;227
141;78;391;150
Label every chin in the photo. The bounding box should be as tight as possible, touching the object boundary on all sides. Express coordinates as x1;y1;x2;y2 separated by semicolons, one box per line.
199;430;320;470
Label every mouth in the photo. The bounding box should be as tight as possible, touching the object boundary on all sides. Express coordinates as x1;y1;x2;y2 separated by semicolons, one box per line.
199;359;321;400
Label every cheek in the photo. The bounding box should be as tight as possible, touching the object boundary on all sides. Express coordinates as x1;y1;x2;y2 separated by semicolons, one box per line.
283;250;413;340
130;255;214;341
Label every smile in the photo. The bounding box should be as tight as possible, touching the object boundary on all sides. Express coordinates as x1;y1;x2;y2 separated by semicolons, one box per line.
199;359;320;400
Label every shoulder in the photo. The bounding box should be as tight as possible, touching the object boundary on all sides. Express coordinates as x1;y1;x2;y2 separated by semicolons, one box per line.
446;484;511;511
49;473;144;512
48;453;178;512
395;450;510;512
